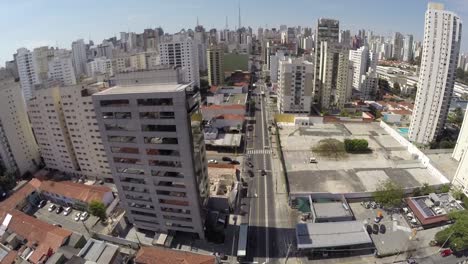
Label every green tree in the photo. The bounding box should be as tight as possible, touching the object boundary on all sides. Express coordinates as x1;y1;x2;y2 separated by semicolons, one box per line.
0;171;16;191
420;183;436;195
373;180;404;208
435;211;468;251
344;139;369;153
451;185;464;200
88;200;107;220
448;107;464;127
438;184;451;194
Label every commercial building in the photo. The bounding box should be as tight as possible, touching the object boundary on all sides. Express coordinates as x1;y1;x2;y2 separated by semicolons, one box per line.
0;69;40;176
92;79;209;238
207;45;225;86
313;18;339;103
317;42;352;109
159;35;200;88
277;58;313;114
408;3;462;144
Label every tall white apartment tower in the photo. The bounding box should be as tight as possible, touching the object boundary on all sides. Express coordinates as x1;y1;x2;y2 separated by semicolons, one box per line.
349;46;369;91
277;58;314;114
72;39;88;77
47;50;77;86
16;48;37;100
159;35;200;88
409;3;462;145
0;69;41;176
92;74;208;239
392;32;404;60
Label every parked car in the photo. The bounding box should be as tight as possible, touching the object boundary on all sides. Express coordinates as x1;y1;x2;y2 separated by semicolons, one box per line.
38;200;47;208
366;224;373;234
374;216;382;223
63;207;72;216
53;224;62;227
440;249;453;257
261;169;267;176
74;212;82;221
370;202;377;209
48;204;57;212
222;157;232;162
379;224;386;234
248;170;254;178
80;212;89;221
247;162;254;168
208;159;218;164
372;224;379;234
309;157;318;163
55;206;63;214
231;160;240;165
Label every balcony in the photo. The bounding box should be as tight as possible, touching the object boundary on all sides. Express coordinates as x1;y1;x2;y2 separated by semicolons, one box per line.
151;171;184;179
100;99;129;107
122;186;150;194
144;137;178;145
162;215;192;223
156;190;187;198
159;199;189;207
139;112;175;119
105;124;134;132
142;125;176;132
117;167;145;175
108;136;136;143
121;177;145;184
146;149;180;157
148;160;181;168
111;147;139;154
125;194;152;202
114;157;144;165
128;202;154;210
161;207;191;215
103;112;132;119
156;181;186;189
137;98;173;106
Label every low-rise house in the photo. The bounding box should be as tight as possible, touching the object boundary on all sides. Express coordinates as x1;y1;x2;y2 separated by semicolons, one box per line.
134;246;217;264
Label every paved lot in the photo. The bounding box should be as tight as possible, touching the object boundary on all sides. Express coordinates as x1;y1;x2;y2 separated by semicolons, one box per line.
34;201;98;238
350;202;413;257
279;123;446;194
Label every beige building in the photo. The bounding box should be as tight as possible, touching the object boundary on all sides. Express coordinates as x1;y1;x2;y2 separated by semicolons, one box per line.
277;58;313;114
92;77;209;239
318;42;352;110
60;79;112;181
0;69;40;176
28;85;80;175
207;45;224;86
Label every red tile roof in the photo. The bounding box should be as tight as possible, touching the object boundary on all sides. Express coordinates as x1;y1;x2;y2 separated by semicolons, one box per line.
0;179;40;210
135;246;216;264
389;109;412;115
39;180;111;204
1;250;18;264
214;114;245;121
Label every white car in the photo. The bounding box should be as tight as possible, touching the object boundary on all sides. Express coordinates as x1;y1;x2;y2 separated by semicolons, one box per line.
74;212;81;221
80;212;89;221
63;207;72;216
48;204;56;212
208;159;218;164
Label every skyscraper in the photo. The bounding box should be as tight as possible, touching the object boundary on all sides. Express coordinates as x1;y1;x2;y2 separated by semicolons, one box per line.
71;39;88;77
403;35;414;62
277;58;313;114
16;48;36;100
349;46;369;91
409;3;462;145
92;72;208;239
314;18;339;106
206;45;224;86
392;32;404;60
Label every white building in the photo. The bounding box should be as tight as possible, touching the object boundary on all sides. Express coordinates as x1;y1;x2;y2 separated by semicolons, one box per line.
277;58;313;114
16;48;37;100
453;108;468;162
409;3;462;145
71;39;88;77
392;32;404;60
86;57;113;77
269;50;287;83
0;69;40;176
349;46;369;91
92;79;208;239
47;50;77;86
159;35;200;88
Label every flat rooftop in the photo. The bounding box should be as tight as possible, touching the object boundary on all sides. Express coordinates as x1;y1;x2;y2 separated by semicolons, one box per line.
279;122;446;195
224;93;247;105
296;221;372;249
95;83;189;95
312;202;353;219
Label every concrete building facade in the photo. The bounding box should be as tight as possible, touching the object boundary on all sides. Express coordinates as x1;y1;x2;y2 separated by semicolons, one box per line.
71;39;88;78
207;45;225;86
277;58;313;114
0;69;40;176
92;78;208;238
409;3;462;144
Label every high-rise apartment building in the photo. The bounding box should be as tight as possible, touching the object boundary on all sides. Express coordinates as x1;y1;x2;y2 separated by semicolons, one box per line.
92;74;208;238
314;18;339;104
87;57;113;77
409;3;462;145
0;69;40;176
206;45;224;86
72;39;88;77
16;48;37;100
159;35;200;88
318;42;351;110
339;30;351;47
392;32;404;60
277;58;313;114
453;108;468;162
194;27;208;72
403;35;414;62
47;50;77;86
349;46;369;91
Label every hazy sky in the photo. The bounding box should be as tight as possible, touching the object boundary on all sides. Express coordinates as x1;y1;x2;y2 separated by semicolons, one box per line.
1;0;467;64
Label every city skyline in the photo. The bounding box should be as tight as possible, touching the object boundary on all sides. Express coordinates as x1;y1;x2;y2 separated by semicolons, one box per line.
1;0;467;65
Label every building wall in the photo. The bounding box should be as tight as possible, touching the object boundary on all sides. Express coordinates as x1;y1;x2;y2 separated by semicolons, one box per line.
349;46;368;91
16;48;37;101
0;70;40;175
207;46;225;86
93;84;208;239
453;108;468;162
409;4;462;144
277;58;313;114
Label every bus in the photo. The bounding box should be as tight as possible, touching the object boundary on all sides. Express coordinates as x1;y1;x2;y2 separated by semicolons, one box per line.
237;223;248;260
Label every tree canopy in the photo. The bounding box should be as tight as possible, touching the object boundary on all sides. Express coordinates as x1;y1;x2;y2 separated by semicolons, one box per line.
435;210;468;251
0;171;17;192
373;180;404;208
344;139;369;153
447;107;464;127
88;200;107;220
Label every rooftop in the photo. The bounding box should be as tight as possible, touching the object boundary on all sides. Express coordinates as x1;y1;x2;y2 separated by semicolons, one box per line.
406;193;463;226
312;201;353;220
39;180;112;204
95;83;190;95
77;238;120;263
296;221;372;249
207;164;237;198
204;133;242;147
135;246;216;264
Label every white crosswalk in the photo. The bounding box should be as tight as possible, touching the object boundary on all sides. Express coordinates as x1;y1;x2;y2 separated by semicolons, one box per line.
246;149;272;155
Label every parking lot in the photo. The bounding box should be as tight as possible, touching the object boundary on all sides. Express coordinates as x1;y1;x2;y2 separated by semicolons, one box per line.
350;202;413;256
34;201;99;238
